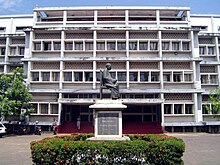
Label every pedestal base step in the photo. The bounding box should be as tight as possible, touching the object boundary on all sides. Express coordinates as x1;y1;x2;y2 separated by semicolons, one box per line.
87;136;130;141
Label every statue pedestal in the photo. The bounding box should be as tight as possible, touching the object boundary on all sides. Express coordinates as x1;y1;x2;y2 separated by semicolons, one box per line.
88;99;129;141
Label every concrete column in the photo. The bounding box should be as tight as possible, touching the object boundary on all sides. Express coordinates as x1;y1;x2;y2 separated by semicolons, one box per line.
61;31;65;58
161;93;165;126
187;11;191;26
158;31;162;57
127;61;129;89
93;30;97;58
214;37;220;86
58;101;62;125
156;10;160;28
126;31;129;58
191;31;199;58
4;37;10;73
194;93;203;122
193;61;201;89
125;10;129;26
60;61;63;90
93;61;96;89
33;11;38;27
211;16;215;33
63;10;67;26
60;31;65;90
27;61;32;84
94;10;98;26
160;62;163;89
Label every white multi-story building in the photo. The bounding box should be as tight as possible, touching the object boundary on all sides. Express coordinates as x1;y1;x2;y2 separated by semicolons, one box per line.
1;6;220;133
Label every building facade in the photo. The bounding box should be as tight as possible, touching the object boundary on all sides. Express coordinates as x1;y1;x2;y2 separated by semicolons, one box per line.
1;6;220;133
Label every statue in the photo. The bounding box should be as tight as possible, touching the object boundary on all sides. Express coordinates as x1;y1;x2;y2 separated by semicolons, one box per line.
101;63;120;99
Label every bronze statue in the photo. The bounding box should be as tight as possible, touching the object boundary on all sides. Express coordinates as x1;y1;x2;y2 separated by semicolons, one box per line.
101;63;120;99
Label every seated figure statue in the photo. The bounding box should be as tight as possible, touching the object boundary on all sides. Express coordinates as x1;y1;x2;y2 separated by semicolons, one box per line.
102;63;120;99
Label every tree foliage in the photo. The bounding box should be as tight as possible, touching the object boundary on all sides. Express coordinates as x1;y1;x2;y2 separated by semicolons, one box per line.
206;87;220;118
0;67;33;117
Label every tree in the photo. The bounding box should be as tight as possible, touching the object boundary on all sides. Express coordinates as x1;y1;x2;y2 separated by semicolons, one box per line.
0;67;33;118
206;87;220;120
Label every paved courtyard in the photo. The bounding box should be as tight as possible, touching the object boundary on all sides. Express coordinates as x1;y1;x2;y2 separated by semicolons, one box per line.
169;133;220;165
0;133;220;165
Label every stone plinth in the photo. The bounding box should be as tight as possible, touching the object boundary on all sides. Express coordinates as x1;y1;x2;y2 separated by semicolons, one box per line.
89;99;127;139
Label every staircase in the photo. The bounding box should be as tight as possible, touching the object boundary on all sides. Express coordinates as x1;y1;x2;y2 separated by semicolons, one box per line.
58;122;163;134
123;122;163;134
58;122;93;134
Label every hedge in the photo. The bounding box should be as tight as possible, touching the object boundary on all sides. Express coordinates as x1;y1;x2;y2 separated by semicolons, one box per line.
30;134;185;165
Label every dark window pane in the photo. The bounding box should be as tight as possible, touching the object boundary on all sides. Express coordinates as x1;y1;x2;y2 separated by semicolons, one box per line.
74;72;83;81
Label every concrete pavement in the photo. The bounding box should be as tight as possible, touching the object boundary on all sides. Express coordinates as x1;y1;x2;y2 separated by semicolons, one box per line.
167;133;220;165
0;133;220;165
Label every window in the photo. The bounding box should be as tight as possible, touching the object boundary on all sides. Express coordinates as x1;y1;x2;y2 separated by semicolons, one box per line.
182;42;190;50
32;72;39;81
97;42;105;50
54;42;61;50
140;72;149;81
185;104;193;114
34;43;41;51
85;42;93;50
162;42;169;50
50;104;58;114
163;72;171;82
173;72;181;82
139;42;148;50
129;72;138;81
174;104;182;114
32;104;38;114
117;42;126;50
96;72;100;81
44;42;51;51
74;72;83;81
172;42;180;51
151;72;159;81
199;47;205;55
150;42;158;50
110;72;116;79
0;47;5;55
42;72;50;81
107;42;116;50
16;26;29;32
210;75;217;84
10;47;16;55
85;72;93;81
117;72;126;81
164;104;172;114
192;26;208;31
129;42;137;50
202;104;209;114
0;27;5;33
65;42;73;50
184;74;192;82
75;42;83;50
208;47;214;55
19;47;25;55
40;104;48;114
201;75;208;84
64;72;72;81
52;72;60;81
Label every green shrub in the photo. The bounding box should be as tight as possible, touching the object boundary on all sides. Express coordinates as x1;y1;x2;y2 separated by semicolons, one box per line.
30;134;185;165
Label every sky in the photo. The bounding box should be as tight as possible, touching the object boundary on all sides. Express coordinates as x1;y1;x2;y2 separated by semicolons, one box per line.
0;0;220;15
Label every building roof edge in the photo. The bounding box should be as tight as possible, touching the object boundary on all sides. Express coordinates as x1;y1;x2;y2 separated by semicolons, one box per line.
33;6;190;11
0;14;33;18
191;14;220;18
